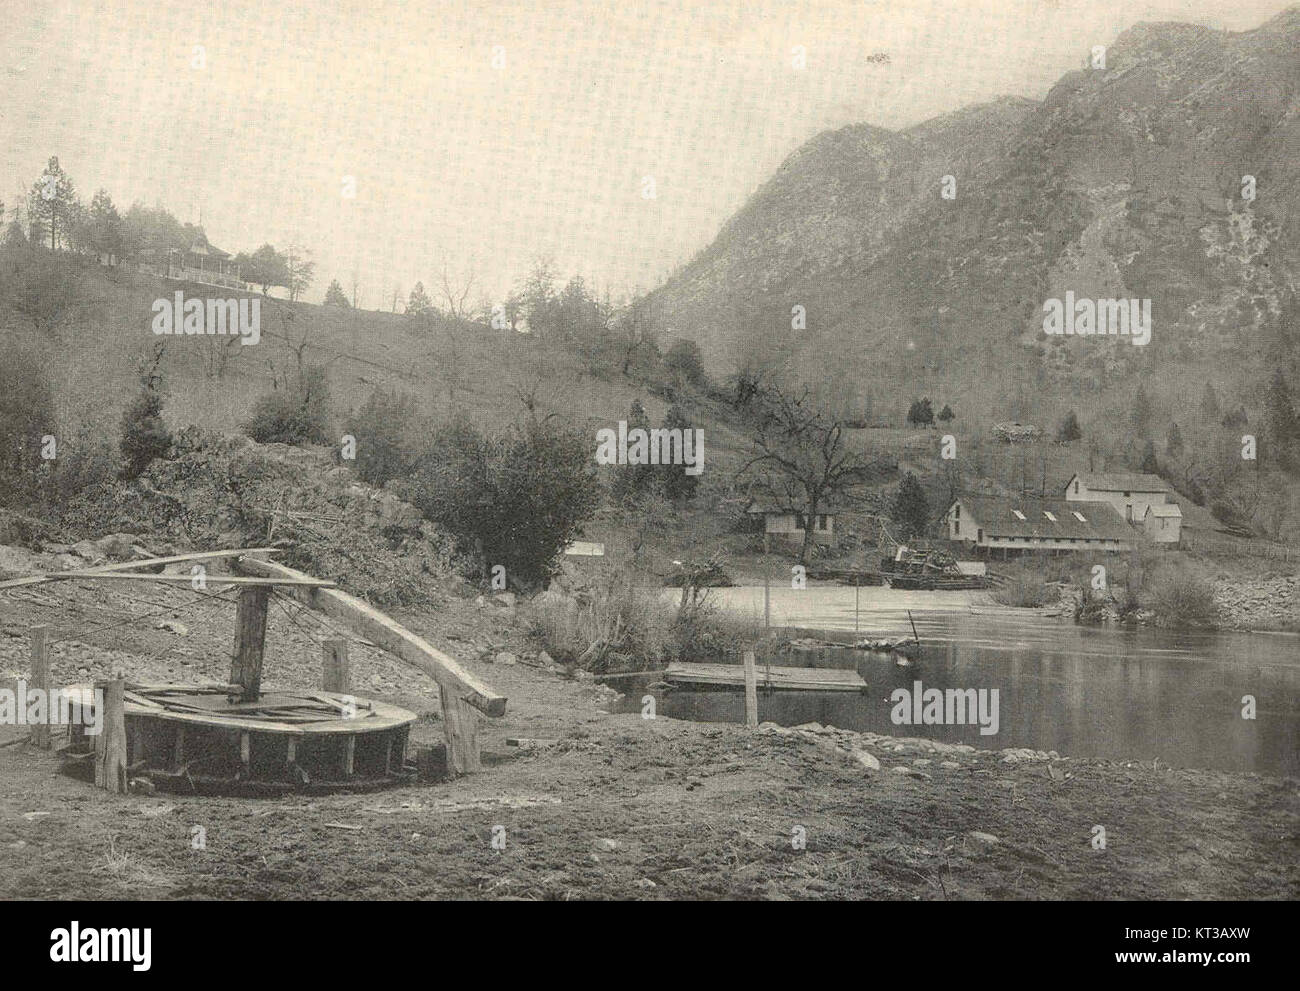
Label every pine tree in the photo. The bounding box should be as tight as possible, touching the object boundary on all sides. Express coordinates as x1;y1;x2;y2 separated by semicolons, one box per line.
1200;382;1220;425
1132;385;1152;437
1165;422;1184;459
890;472;929;538
1139;438;1159;474
1056;410;1082;445
28;156;77;251
660;404;698;503
407;282;433;316
1263;369;1298;465
937;404;954;424
611;400;654;503
324;279;350;307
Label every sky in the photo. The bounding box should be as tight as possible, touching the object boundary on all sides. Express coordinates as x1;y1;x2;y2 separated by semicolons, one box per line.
0;0;1293;307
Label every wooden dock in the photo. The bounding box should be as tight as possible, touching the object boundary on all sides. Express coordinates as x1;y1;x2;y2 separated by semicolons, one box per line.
663;662;866;692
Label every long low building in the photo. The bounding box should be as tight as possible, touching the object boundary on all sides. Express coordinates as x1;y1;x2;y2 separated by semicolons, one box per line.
945;495;1136;555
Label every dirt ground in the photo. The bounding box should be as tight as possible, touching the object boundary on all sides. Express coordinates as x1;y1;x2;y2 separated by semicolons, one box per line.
1;582;1297;900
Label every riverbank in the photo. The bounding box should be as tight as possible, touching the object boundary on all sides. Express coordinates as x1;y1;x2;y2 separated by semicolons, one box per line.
1;582;1295;900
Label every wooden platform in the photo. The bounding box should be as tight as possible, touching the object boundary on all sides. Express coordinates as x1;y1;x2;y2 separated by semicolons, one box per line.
663;662;867;692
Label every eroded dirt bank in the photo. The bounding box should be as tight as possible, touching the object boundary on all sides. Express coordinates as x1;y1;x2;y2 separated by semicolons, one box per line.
1;588;1296;900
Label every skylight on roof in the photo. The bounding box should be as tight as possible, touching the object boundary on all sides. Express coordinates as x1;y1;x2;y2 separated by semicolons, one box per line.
1073;511;1087;522
1043;511;1057;522
1011;509;1026;520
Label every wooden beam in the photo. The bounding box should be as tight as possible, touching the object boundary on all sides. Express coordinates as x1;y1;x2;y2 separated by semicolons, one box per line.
235;556;506;718
34;572;336;588
94;678;127;793
0;547;281;591
29;626;50;749
439;685;481;774
322;640;349;692
230;587;270;702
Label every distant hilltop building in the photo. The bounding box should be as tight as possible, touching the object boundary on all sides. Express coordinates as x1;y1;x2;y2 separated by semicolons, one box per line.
138;231;247;291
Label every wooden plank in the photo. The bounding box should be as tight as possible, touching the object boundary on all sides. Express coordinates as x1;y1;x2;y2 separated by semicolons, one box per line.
29;626;50;749
94;678;127;793
439;684;481;774
743;651;758;728
36;572;336;588
0;548;281;591
235;556;506;718
663;662;866;692
342;735;355;776
322;640;349;692
230;587;269;702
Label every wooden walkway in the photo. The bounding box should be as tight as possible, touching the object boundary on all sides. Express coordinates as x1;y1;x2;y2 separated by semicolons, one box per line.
664;662;866;692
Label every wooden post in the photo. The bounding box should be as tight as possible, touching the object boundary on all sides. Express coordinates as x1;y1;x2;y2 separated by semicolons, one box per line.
342;736;355;777
230;586;270;702
854;579;860;635
94;677;127;793
743;651;758;728
763;567;771;632
29;625;49;749
439;685;481;774
322;639;349;692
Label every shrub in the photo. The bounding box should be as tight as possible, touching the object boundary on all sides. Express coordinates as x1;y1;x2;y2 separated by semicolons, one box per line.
663;338;707;390
345;388;419;485
993;580;1058;608
119;388;172;479
245;366;332;446
1147;576;1219;629
407;416;600;588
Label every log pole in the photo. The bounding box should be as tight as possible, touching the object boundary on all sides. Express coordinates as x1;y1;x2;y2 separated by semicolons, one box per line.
322;639;350;692
29;626;50;749
743;650;759;728
94;677;127;793
230;587;270;702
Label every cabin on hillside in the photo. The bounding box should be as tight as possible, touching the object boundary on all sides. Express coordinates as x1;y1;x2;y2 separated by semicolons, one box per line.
944;495;1135;556
745;499;838;553
1064;471;1170;525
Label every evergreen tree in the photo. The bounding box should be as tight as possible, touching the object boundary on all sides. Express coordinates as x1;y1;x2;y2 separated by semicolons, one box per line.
1056;410;1082;445
1139;438;1159;474
890;472;929;538
407;281;433;316
1132;385;1152;437
937;404;954;424
1165;422;1184;459
611;399;654;503
1200;382;1220;425
28;156;78;251
1263;369;1298;465
324;279;350;307
660;404;698;503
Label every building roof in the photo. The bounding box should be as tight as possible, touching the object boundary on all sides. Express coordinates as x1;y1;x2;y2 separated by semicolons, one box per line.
1144;504;1183;518
1067;472;1169;494
745;499;839;515
953;495;1134;541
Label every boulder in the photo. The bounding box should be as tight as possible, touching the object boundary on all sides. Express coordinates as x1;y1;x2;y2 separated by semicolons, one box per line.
853;750;881;771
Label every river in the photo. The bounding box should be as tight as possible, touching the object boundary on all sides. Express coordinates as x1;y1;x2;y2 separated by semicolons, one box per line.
642;586;1300;775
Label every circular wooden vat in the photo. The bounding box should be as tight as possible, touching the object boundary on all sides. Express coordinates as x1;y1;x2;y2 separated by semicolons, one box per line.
61;684;419;795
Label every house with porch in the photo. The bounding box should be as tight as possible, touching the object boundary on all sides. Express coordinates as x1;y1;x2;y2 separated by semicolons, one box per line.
139;230;247;290
945;495;1135;556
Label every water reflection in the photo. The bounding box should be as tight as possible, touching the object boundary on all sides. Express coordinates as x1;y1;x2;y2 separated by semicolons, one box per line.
638;587;1300;774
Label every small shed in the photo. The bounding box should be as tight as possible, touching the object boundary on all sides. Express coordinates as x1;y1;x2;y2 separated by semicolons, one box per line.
1143;503;1182;545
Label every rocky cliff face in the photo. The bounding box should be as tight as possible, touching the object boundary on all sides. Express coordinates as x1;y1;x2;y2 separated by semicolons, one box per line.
651;10;1300;413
